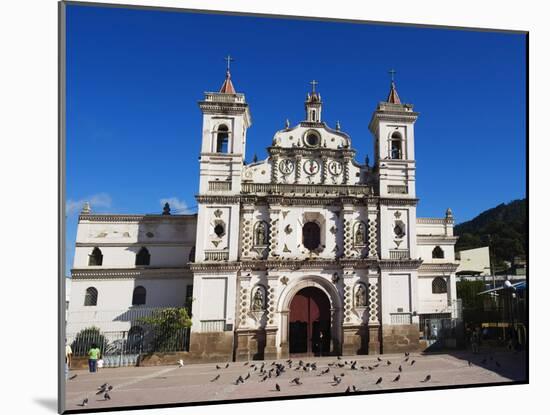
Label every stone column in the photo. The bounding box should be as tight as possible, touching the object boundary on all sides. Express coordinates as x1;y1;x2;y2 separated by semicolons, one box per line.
263;273;279;359
367;203;379;259
295;155;302;183
342;205;354;258
321;156;328;184
268;207;280;258
343;156;351;184
367;269;381;354
235;274;252;361
241;206;255;259
271;154;280;183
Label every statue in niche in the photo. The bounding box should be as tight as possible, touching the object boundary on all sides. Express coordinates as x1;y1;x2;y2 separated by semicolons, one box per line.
254;222;268;246
355;284;366;307
355;223;366;245
252;287;265;311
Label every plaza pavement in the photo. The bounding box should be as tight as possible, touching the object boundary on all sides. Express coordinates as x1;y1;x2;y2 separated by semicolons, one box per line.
65;350;526;412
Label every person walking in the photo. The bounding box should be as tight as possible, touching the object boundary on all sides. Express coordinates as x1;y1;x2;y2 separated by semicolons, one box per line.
88;343;101;373
65;340;72;380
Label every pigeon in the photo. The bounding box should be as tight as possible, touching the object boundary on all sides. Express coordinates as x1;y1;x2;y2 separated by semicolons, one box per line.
377;357;382;362
468;360;472;367
211;374;220;382
261;375;268;382
107;385;113;391
291;377;302;385
398;365;403;372
368;366;374;371
98;383;108;390
235;375;244;385
69;374;77;380
321;368;330;375
345;386;351;393
386;360;392;365
178;359;184;368
375;377;383;385
216;364;221;370
350;362;357;370
405;352;410;357
373;364;380;368
333;377;342;385
404;357;410;363
352;385;357;392
104;392;111;401
245;373;251;380
337;356;342;360
410;360;416;366
393;374;401;382
275;383;281;392
225;363;230;369
81;397;88;407
244;362;249;366
422;375;431;383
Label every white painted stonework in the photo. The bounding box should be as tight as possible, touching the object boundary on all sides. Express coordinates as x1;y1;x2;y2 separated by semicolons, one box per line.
67;73;459;355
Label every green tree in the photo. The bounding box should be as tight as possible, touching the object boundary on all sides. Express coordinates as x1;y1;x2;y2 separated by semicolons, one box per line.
70;326;107;356
138;307;192;352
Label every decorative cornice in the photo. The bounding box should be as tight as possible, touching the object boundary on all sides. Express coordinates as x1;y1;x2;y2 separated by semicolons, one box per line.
78;214;196;223
241;182;373;197
71;267;192;280
417;218;452;225
268;147;357;158
75;242;193;247
379;259;423;270
418;263;460;273
379;197;419;206
195;195;242;204
416;235;459;245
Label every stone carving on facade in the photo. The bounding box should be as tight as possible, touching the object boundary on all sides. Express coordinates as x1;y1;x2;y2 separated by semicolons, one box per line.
253;221;269;246
355;283;367;307
251;286;266;311
354;222;367;246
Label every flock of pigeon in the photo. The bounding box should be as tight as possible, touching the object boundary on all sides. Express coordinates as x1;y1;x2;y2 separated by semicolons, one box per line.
74;352;503;407
206;352;433;394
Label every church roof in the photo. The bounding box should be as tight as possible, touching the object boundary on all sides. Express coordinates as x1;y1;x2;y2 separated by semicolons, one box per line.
386;81;401;104
219;69;237;94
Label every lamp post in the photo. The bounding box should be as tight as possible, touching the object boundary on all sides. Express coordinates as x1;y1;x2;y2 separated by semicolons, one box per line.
503;280;516;349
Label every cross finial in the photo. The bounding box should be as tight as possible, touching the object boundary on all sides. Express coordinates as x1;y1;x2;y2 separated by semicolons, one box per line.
224;55;234;72
388;69;397;83
310;79;318;93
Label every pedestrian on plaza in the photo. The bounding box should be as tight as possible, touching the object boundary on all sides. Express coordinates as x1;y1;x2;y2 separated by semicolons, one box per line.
88;343;101;373
65;339;72;380
471;328;480;354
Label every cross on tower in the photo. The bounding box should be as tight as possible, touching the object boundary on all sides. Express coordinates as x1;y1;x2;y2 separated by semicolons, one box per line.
388;69;397;82
224;55;235;71
310;79;319;93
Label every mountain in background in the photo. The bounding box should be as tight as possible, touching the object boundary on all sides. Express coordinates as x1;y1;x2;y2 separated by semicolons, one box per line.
454;199;526;269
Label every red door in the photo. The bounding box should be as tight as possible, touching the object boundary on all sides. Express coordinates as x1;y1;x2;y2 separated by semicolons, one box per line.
289;287;331;356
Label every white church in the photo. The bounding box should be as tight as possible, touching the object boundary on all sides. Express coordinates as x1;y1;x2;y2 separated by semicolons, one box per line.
67;65;459;360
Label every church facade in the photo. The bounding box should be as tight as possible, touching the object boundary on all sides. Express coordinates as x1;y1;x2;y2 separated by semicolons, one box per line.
67;68;459;361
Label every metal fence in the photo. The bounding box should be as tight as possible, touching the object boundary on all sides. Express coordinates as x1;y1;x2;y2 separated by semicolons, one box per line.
420;317;464;349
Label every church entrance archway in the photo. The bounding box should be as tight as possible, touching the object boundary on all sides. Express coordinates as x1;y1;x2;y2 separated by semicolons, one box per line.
289;287;331;356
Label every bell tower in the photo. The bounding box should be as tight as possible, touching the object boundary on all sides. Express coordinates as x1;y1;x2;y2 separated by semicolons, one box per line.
195;57;252;263
368;72;418;198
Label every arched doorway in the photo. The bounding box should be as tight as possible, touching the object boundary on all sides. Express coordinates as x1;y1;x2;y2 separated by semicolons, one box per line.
289;287;331;356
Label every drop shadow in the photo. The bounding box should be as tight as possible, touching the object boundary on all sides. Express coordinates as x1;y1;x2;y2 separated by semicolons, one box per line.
33;397;57;412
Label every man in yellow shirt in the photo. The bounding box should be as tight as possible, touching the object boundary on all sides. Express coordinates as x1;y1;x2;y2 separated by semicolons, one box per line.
88;343;101;373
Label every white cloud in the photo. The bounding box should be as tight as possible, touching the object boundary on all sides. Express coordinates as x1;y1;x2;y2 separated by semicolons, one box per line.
160;197;194;214
66;193;112;215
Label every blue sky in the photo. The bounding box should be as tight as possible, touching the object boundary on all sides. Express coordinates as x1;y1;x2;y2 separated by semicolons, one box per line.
65;5;526;273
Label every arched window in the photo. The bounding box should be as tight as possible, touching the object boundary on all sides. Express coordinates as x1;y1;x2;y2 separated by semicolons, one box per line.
88;247;103;266
432;277;447;294
312;110;316;121
135;247;150;266
84;287;98;306
303;221;321;250
216;124;229;153
132;286;146;305
432;246;444;259
390;132;402;159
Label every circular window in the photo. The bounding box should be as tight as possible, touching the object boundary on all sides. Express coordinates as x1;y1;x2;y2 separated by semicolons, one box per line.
304;130;321;147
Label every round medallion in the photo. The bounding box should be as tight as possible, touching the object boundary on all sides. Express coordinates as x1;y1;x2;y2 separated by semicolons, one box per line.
303;159;320;175
303;130;321;148
328;160;343;176
279;159;294;174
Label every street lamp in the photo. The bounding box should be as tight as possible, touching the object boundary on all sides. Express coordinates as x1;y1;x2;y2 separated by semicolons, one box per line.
503;280;517;349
